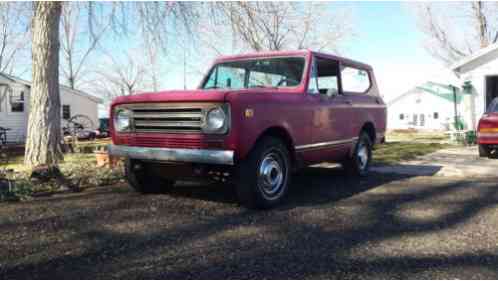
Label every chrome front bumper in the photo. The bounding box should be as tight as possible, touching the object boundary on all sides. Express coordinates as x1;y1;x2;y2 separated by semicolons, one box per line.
108;145;234;165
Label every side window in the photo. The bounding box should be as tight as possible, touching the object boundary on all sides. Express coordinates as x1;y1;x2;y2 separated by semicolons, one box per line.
63;105;71;120
309;56;340;96
10;89;24;112
341;66;370;93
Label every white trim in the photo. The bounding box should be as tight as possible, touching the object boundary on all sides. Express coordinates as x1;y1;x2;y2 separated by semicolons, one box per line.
451;43;498;74
295;137;358;151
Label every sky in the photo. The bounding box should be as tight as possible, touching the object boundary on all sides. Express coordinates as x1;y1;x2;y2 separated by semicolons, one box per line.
343;2;456;102
6;2;460;117
157;2;457;104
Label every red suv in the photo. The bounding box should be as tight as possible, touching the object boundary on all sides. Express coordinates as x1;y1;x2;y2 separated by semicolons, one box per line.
478;97;498;158
109;50;386;209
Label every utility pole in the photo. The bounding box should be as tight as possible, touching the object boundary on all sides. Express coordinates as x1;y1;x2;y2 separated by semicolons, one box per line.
451;85;459;130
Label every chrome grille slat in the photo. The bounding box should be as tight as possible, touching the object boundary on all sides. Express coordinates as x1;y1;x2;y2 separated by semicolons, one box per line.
126;103;211;134
133;112;203;119
135;120;201;127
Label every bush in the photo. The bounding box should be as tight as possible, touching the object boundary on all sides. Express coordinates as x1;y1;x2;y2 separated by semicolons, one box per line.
0;153;125;202
0;173;36;202
61;160;124;189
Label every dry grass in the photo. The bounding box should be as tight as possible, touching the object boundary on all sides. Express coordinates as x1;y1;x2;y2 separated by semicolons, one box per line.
373;142;448;165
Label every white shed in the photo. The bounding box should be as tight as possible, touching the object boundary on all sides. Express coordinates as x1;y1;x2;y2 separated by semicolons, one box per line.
0;73;102;144
388;81;467;131
452;43;498;129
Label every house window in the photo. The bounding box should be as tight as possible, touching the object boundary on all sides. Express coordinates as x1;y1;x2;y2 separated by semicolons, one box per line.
63;105;71;120
399;114;404;120
10;90;24;112
433;112;439;119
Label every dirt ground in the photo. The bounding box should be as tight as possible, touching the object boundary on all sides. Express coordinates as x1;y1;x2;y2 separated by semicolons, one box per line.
1;165;498;279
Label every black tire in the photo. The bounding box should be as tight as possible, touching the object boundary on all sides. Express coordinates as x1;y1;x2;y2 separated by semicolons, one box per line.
342;131;372;177
479;144;490;158
125;159;175;194
236;137;291;209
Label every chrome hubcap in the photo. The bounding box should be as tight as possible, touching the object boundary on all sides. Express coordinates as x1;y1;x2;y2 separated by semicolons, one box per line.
357;141;369;170
258;152;285;200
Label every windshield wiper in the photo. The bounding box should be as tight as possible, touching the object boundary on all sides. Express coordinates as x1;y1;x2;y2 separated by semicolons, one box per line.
204;86;220;89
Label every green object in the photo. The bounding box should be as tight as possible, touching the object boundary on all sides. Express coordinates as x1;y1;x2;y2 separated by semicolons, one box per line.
465;130;477;145
416;81;465;104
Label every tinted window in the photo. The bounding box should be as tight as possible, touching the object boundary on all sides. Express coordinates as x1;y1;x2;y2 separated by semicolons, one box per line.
63;105;71;120
10;90;24;112
488;98;498;113
341;66;370;93
202;57;305;90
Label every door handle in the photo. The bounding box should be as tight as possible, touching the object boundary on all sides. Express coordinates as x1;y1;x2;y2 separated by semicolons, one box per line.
345;100;353;105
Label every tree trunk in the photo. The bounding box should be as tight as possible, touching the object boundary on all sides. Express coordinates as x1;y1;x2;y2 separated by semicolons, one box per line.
24;2;63;167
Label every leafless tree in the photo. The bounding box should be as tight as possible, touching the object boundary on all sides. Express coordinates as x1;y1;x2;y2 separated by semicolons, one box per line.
25;2;63;167
93;50;147;101
60;2;109;90
0;2;31;75
25;2;200;168
414;1;498;65
199;2;352;53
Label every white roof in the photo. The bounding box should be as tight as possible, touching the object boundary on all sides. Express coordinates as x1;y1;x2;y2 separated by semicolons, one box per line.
451;43;498;75
0;72;103;104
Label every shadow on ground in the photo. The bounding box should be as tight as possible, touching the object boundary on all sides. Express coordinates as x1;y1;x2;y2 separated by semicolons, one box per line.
1;165;497;279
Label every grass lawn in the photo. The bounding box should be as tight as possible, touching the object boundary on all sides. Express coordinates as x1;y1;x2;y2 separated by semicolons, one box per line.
373;142;447;165
1;153;97;172
386;131;448;143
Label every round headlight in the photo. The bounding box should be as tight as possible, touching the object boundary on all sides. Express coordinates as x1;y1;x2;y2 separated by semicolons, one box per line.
114;108;131;131
205;107;226;131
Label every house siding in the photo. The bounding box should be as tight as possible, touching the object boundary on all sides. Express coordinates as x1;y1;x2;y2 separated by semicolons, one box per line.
388;89;466;131
459;58;498;129
0;76;100;144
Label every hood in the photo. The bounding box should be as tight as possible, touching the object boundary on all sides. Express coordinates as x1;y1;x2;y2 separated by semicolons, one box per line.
111;89;230;106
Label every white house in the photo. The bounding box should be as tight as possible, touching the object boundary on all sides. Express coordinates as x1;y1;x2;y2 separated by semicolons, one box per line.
452;42;498;129
388;81;468;131
0;73;102;143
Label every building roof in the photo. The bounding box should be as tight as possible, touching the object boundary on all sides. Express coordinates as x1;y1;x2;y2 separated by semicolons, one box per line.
451;42;498;75
0;72;103;104
388;81;464;106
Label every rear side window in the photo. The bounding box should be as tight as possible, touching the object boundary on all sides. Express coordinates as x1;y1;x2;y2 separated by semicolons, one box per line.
341;66;370;93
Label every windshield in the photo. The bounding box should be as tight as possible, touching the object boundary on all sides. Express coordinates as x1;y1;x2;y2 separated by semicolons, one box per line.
487;97;498;113
201;57;305;90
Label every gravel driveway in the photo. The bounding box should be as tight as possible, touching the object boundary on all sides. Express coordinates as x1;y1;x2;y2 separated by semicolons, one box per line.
1;166;498;279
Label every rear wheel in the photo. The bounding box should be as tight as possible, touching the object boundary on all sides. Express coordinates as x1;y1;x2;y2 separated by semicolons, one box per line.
479;144;490;158
236;137;291;209
342;131;372;177
125;159;175;193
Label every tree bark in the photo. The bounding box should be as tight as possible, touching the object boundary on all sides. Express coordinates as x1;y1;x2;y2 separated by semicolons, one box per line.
24;2;63;167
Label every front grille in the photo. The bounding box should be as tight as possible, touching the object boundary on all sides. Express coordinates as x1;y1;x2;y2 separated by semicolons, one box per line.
128;104;207;133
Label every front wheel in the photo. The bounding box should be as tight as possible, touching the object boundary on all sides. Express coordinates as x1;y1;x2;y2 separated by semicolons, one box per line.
236;137;291;209
125;159;175;194
342;132;372;177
